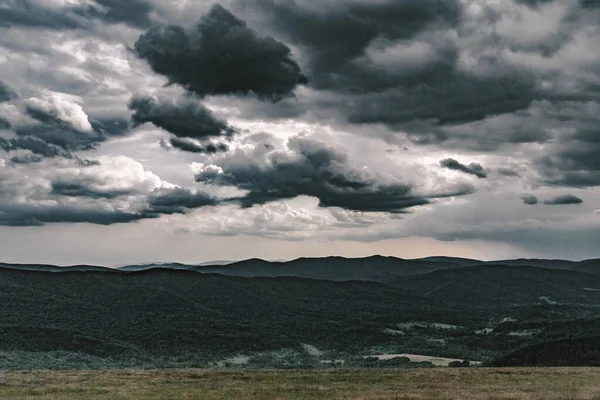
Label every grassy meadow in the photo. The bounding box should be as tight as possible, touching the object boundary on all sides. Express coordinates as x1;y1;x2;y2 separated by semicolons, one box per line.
1;368;600;399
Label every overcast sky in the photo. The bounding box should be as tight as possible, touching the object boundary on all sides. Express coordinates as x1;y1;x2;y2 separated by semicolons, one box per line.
1;0;599;265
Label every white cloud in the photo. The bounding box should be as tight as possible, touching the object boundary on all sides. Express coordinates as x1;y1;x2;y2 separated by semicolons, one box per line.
25;90;93;132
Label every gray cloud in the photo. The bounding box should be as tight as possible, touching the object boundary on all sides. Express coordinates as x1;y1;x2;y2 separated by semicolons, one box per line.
129;95;236;140
50;181;135;199
0;136;72;159
248;0;461;92
0;118;11;130
72;0;155;28
194;133;474;213
534;102;600;187
0;204;150;227
10;154;43;164
165;137;229;154
0;0;155;30
133;4;307;101
0;0;82;30
544;194;584;205
147;188;219;215
0;80;18;102
440;158;487;178
521;194;539;205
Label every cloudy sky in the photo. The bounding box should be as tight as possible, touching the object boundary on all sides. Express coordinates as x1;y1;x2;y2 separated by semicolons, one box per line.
1;0;599;265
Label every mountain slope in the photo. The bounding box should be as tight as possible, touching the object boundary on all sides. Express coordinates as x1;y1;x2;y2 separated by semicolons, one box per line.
392;264;600;307
489;336;600;367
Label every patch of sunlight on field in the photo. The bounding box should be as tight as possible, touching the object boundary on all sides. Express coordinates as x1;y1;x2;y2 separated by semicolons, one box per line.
1;368;600;400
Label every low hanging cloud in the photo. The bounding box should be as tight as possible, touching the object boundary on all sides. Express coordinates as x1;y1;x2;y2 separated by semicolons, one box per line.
0;155;224;226
133;4;307;101
544;194;584;205
440;158;487;178
129;95;236;140
193;133;474;213
147;188;219;215
521;194;539;205
0;156;161;226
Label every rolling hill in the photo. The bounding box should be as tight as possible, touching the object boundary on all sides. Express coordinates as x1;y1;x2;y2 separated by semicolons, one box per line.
4;257;600;369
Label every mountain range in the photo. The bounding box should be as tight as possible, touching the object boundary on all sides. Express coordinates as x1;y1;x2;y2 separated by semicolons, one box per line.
2;256;600;369
2;255;599;280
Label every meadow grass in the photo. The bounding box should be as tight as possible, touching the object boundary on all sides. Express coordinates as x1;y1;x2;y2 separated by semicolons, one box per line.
1;367;599;399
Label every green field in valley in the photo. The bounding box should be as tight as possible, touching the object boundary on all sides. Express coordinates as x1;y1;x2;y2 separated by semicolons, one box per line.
1;367;600;400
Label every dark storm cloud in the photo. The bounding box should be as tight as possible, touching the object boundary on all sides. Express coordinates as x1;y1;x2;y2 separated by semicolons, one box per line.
166;137;229;154
544;194;584;205
50;181;135;199
133;4;307;100
129;95;236;140
15;124;95;152
0;118;12;130
580;0;600;8
147;188;219;215
243;0;554;148
0;0;82;30
535;105;600;187
89;119;131;138
521;194;539;205
345;76;537;128
0;80;18;102
440;158;487;178
194;134;473;213
0;136;72;159
514;0;555;7
0;204;151;227
10;154;43;164
249;0;461;91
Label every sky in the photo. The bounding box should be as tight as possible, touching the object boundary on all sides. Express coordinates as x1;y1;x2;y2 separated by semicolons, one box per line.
0;0;599;265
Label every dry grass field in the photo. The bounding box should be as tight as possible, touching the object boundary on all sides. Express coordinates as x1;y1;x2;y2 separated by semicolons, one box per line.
1;368;600;399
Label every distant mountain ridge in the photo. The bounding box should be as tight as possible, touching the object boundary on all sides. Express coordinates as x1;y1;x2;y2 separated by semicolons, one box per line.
1;256;598;281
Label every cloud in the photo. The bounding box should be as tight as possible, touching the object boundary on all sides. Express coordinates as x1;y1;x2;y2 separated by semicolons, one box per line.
72;0;155;28
0;136;72;159
147;187;219;215
440;158;487;178
534;101;600;187
0;0;83;30
193;132;474;213
0;118;11;130
133;4;307;101
50;180;135;199
0;91;132;159
129;95;236;140
24;90;92;132
10;154;43;164
544;194;584;205
245;0;540;133
0;0;155;30
0;155;169;226
165;137;229;154
521;194;539;205
249;0;461;91
0;80;18;102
